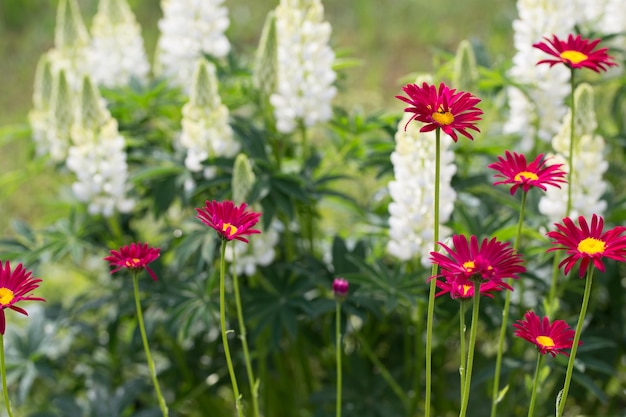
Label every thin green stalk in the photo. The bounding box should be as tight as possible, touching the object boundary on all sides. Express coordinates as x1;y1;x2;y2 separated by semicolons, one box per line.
219;240;243;416
132;273;169;417
354;331;410;409
566;67;576;217
459;281;482;417
490;191;527;417
0;334;14;417
557;266;594;417
459;302;468;401
299;121;314;254
528;353;545;417
425;128;442;417
546;253;562;317
335;301;342;417
232;245;260;417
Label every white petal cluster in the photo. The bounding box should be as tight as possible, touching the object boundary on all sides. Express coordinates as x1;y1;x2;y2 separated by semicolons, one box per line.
87;0;150;88
156;0;230;91
179;60;239;176
269;0;337;134
387;113;457;265
539;84;608;223
225;222;281;276
66;78;134;216
504;0;577;149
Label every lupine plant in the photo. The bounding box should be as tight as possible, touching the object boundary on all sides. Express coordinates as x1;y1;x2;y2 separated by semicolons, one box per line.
2;0;626;416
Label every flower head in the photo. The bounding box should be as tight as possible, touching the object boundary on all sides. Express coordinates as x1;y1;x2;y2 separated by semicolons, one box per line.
396;82;483;142
104;242;161;281
435;274;511;301
196;200;261;243
0;261;45;335
332;278;349;300
547;214;626;277
533;34;617;73
513;311;577;357
430;235;526;285
489;151;567;195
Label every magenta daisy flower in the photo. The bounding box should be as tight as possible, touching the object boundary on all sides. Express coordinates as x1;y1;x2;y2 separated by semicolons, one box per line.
435;274;511;301
430;235;526;285
533;34;617;72
546;214;626;278
488;151;567;195
513;311;577;357
104;242;161;281
0;261;45;335
196;200;261;243
396;82;483;142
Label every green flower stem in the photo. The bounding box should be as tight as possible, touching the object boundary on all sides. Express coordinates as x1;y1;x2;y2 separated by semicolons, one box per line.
0;334;14;417
425;128;442;417
528;352;545;417
546;253;562;317
335;301;342;417
557;265;594;417
354;331;409;408
566;67;576;217
231;246;260;417
459;281;482;417
459;302;467;401
490;191;527;417
132;273;169;417
219;240;243;416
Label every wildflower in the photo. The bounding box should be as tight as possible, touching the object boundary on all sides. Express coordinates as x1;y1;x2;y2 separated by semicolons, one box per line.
435;274;510;301
196;200;261;243
332;278;349;299
0;261;45;335
387;95;457;264
104;242;161;281
430;235;526;285
87;0;150;87
179;59;239;175
513;311;577;357
534;34;617;73
269;0;337;133
489;151;567;195
396;82;483;142
546;214;626;277
156;0;230;91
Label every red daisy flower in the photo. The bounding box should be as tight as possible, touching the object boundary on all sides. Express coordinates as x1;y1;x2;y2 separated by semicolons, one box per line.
430;235;526;285
435;274;511;301
533;34;617;73
104;242;161;281
513;311;577;357
196;200;261;243
546;214;626;278
488;151;567;195
396;82;483;142
0;261;45;335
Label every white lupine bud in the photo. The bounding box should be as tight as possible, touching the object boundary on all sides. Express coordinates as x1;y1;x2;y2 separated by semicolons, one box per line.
155;0;231;91
28;56;55;154
232;154;256;205
88;0;150;87
539;84;608;223
453;40;478;92
269;0;336;133
46;69;74;161
387;76;457;265
253;11;278;103
225;221;281;276
66;76;134;216
179;59;239;175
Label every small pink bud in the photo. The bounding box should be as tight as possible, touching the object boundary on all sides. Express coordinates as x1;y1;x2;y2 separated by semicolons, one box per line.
333;278;349;299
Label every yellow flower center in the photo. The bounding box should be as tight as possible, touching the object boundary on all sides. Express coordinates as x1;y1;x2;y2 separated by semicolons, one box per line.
125;258;141;268
463;260;476;273
461;285;472;296
514;171;539;182
222;223;238;236
577;237;606;255
432;111;455;126
535;335;555;348
560;50;588;64
0;288;15;305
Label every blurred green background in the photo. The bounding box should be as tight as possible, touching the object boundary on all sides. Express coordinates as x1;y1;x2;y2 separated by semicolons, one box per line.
0;0;516;232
